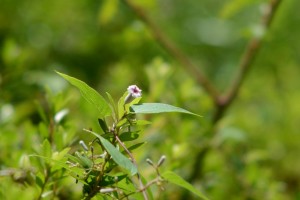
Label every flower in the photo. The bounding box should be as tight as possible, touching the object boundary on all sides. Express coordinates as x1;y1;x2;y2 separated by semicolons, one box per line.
127;85;142;97
124;85;142;104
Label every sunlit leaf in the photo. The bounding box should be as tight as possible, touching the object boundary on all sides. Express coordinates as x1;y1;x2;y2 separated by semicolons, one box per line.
42;139;52;158
162;171;209;200
56;71;111;118
130;103;201;117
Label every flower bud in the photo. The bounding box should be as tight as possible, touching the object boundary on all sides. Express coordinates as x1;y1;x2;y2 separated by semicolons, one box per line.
146;158;154;166
100;188;115;193
157;155;166;167
79;140;89;151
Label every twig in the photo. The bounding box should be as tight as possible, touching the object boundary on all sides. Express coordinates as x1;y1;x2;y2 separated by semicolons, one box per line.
184;1;284;198
213;0;283;122
123;0;220;104
115;135;149;200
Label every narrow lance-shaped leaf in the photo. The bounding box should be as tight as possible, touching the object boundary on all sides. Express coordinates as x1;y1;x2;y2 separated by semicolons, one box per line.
130;103;201;117
162;171;209;200
84;129;138;175
56;71;111;118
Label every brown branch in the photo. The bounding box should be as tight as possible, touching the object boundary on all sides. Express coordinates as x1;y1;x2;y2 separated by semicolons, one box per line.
123;0;220;104
213;0;283;123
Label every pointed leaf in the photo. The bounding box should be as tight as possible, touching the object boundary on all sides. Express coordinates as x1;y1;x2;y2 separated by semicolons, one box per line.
119;131;140;142
84;129;138;175
126;142;146;152
56;71;111;118
162;171;209;200
130;103;201;117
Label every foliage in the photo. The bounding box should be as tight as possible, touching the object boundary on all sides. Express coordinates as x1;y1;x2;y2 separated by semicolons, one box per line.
26;72;205;199
1;0;300;199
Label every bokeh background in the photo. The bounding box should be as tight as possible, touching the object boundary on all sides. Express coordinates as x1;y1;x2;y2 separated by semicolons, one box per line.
1;0;300;199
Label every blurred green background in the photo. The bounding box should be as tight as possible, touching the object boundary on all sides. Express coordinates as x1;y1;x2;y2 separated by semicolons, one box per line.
1;0;300;199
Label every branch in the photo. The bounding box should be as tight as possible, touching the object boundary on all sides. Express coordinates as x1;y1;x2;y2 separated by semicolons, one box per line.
213;0;283;122
123;0;220;103
115;135;149;200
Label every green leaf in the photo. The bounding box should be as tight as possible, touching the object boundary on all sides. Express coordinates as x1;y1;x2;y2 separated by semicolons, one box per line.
41;139;52;158
84;129;138;175
100;173;127;187
106;92;118;121
56;71;111;118
75;152;93;169
119;131;140;142
162;171;209;200
30;155;85;177
98;118;109;133
130;103;201;117
52;147;71;161
126;142;146;152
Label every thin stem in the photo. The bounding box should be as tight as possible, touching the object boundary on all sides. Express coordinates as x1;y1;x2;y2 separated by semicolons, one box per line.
37;167;50;200
181;0;284;199
123;0;220;104
115;135;149;200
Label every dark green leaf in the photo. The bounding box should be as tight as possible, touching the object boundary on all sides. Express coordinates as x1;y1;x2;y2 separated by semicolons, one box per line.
98;118;109;133
119;131;140;142
100;174;127;187
127;142;146;152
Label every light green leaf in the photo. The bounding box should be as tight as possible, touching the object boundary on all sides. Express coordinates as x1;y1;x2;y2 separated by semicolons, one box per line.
162;171;209;200
130;103;201;117
84;129;138;175
106;92;118;121
56;71;111;118
75;152;93;169
42;139;52;158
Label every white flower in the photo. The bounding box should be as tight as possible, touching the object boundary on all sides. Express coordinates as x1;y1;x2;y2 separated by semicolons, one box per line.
124;85;142;104
127;85;142;97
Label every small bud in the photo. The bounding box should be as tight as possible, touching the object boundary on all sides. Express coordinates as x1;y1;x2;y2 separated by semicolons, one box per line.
124;85;142;104
157;155;166;167
146;158;154;166
79;140;89;151
100;188;115;193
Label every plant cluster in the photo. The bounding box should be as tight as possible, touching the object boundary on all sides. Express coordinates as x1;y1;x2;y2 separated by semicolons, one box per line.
30;72;207;200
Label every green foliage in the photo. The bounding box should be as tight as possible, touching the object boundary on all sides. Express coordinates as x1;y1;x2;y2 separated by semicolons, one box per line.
85;129;138;175
26;72;203;199
1;0;300;199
